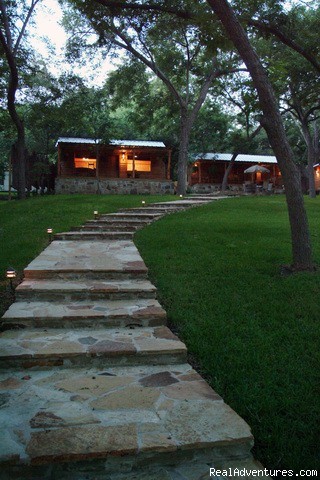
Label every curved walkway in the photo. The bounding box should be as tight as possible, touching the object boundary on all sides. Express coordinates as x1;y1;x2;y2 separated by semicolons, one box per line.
0;196;269;479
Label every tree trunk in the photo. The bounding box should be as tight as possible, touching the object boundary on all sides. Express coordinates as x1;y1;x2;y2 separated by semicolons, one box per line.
177;108;192;195
207;0;314;270
221;152;238;191
307;148;317;199
301;119;317;198
12;130;26;199
6;51;27;199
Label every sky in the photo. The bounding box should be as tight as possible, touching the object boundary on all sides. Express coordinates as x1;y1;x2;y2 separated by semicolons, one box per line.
33;0;66;59
31;0;117;86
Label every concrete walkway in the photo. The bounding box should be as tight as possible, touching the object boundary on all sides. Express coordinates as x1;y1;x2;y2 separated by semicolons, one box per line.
0;196;269;479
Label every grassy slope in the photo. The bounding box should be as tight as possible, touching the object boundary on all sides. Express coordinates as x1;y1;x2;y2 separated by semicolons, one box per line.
135;196;320;473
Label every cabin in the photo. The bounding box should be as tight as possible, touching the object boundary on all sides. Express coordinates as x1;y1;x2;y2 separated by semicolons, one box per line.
189;153;283;193
55;138;174;194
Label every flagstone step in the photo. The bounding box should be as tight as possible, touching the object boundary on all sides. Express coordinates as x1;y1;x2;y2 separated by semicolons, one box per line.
1;298;166;329
15;278;157;302
0;364;253;474
0;326;186;369
100;212;163;220
152;201;208;208
54;231;134;241
73;224;140;232
81;219;154;229
119;207;184;214
88;217;155;224
24;240;149;280
151;203;192;209
186;197;220;201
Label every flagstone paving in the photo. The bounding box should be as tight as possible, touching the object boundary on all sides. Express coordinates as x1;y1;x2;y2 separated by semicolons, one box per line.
0;326;187;369
0;195;270;479
15;278;157;301
23;240;149;279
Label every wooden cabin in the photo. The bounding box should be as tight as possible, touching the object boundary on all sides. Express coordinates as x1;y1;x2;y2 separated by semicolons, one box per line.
55;138;173;194
189;153;282;193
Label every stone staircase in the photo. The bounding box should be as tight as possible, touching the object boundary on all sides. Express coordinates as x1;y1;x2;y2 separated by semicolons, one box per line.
0;196;269;479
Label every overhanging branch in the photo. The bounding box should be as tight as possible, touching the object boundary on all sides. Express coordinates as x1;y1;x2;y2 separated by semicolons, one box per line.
249;19;320;74
93;0;192;19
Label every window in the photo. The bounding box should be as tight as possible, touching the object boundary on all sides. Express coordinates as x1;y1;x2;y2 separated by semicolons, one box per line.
74;157;96;169
127;160;151;172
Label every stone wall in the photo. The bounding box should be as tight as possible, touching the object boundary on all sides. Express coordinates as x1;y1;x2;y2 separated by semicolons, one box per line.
190;183;243;193
190;183;221;193
55;177;174;195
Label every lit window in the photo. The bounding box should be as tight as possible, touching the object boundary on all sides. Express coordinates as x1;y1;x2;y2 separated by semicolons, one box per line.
127;160;151;172
74;157;96;169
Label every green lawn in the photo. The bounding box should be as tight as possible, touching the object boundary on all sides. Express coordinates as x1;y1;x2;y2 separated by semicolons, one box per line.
0;194;319;473
135;196;320;473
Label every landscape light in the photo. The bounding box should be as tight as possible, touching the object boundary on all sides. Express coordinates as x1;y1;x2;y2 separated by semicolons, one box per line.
141;200;145;205
6;268;16;279
47;228;53;242
179;194;183;198
94;210;98;219
6;268;16;290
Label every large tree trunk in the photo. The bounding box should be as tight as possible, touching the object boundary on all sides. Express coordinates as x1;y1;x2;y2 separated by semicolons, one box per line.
12;127;26;199
207;0;314;270
177;107;193;195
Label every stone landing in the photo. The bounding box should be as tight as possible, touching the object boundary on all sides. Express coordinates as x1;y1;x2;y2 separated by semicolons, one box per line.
0;196;269;479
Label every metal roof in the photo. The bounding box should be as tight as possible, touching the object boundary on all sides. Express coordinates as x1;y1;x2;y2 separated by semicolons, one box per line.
55;137;166;148
110;140;166;148
194;153;277;164
55;137;100;146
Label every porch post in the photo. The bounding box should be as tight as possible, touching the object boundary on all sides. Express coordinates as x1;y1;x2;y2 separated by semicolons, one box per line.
198;161;202;183
96;147;100;179
132;149;135;179
57;142;61;176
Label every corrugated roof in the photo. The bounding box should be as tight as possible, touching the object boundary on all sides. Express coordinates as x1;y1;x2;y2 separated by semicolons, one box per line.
55;137;166;148
55;137;100;146
110;140;166;148
194;153;277;164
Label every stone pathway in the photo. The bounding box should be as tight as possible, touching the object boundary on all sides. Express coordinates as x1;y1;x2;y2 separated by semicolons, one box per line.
0;196;269;479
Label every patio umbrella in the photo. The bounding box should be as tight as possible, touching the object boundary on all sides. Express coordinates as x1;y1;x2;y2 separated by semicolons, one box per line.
244;165;270;174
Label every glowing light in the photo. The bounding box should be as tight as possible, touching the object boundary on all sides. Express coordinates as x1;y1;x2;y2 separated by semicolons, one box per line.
6;268;16;279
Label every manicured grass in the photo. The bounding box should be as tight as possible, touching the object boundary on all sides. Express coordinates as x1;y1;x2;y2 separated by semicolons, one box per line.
135;196;320;474
0;194;174;313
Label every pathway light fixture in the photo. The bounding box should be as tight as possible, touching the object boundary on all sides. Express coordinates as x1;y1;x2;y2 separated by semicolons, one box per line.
47;228;53;242
6;268;16;290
